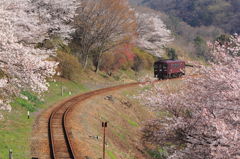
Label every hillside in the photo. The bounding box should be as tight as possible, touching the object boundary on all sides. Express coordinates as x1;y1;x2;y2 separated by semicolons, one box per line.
141;0;240;33
1;0;239;158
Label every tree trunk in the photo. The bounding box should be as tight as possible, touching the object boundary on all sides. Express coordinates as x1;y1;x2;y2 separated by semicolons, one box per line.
95;51;103;73
83;54;89;70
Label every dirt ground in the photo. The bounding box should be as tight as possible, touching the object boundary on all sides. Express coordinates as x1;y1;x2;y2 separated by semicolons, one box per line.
31;84;156;159
67;87;156;159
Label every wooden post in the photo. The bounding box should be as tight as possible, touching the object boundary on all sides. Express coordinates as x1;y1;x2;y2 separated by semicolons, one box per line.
9;149;13;159
61;86;63;96
102;122;108;159
27;111;30;119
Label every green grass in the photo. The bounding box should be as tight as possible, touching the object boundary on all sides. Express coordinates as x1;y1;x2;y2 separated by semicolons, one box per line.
0;107;33;158
0;78;89;159
0;68;153;159
107;150;117;159
12;98;36;112
21;91;43;105
127;119;139;127
11;91;44;112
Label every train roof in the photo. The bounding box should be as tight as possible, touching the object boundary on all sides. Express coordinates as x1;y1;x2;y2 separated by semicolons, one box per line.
154;59;185;64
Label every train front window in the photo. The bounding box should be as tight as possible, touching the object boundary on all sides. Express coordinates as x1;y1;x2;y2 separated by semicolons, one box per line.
162;64;167;70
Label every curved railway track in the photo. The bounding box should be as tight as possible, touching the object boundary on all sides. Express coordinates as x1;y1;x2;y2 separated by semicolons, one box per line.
48;82;143;159
47;75;198;159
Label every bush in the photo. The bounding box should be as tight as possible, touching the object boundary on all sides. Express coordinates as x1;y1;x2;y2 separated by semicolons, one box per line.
166;48;178;60
194;36;210;59
100;52;125;76
216;34;231;46
14;98;35;112
0;69;5;79
148;147;168;159
57;51;82;80
100;46;155;74
12;91;43;112
100;44;136;75
21;91;43;105
132;47;155;72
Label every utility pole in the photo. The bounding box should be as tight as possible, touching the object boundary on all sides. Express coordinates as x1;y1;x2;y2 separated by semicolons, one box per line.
102;122;108;159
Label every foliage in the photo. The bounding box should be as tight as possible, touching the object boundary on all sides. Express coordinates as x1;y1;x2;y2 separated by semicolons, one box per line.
215;34;231;46
142;0;240;33
166;48;178;60
136;10;173;57
72;0;136;69
13;98;36;112
148;147;168;159
100;51;132;76
57;51;82;81
21;91;43;105
132;47;155;72
139;35;240;158
0;0;78;100
212;34;240;57
0;79;88;159
26;0;78;41
194;36;210;59
12;91;43;112
100;45;155;75
142;7;222;60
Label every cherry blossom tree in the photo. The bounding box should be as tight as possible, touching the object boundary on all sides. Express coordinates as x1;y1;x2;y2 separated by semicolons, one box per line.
0;0;79;113
26;0;79;42
139;35;240;159
136;11;174;57
2;0;79;44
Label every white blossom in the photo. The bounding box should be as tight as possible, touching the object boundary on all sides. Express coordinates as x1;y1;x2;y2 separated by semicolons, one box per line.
136;12;174;57
139;35;240;159
0;0;78;98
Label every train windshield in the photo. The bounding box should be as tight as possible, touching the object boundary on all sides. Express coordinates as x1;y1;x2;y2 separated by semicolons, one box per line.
158;63;167;71
162;64;167;70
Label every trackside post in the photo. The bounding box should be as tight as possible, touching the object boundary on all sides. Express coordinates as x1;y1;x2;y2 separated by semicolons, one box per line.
9;149;13;159
102;122;108;159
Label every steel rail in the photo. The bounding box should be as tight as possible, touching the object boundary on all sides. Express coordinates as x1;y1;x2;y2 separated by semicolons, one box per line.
48;75;198;159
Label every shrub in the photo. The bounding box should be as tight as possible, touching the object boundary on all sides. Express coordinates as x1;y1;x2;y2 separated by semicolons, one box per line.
100;46;155;74
166;48;178;60
132;55;144;72
132;47;155;72
194;36;210;59
100;52;125;76
148;147;168;159
0;69;5;79
216;34;231;46
57;51;82;80
21;91;43;105
14;98;35;112
100;44;136;75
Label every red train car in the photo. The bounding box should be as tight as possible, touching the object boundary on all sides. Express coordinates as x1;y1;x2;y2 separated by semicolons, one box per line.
154;60;185;79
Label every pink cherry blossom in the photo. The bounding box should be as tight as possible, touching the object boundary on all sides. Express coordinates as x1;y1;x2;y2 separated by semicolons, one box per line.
139;35;240;159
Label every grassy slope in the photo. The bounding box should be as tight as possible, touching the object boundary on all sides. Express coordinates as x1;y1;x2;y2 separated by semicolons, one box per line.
0;67;150;158
68;78;185;159
0;50;190;159
0;78;89;159
69;84;157;159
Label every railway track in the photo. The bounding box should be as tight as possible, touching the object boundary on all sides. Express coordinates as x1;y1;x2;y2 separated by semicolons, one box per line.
47;75;198;159
48;82;141;159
